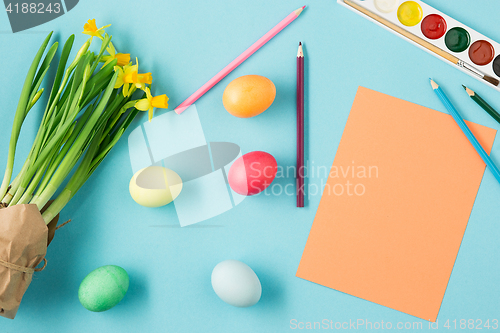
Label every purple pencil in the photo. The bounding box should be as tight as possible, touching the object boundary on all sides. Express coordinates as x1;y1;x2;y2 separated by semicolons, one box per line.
297;42;305;207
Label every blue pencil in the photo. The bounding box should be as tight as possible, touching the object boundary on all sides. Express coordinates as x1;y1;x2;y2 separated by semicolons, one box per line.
430;79;500;184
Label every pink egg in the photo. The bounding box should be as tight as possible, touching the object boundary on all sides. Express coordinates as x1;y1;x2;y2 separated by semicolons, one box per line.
228;151;277;196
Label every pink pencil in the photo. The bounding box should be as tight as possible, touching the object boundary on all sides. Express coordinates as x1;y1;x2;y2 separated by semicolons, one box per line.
175;6;306;114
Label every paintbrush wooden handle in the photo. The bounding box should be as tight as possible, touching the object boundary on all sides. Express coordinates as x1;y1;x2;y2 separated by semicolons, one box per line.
344;0;459;64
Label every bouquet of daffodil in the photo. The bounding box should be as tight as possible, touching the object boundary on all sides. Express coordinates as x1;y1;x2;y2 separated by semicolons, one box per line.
0;19;168;319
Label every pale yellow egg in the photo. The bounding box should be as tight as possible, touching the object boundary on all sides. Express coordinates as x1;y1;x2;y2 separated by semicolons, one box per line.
129;166;183;207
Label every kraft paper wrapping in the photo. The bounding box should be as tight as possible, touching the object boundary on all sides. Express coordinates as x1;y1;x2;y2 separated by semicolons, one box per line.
0;204;48;319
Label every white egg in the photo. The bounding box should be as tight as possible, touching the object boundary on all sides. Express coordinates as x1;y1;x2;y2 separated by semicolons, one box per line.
211;260;262;307
129;166;183;207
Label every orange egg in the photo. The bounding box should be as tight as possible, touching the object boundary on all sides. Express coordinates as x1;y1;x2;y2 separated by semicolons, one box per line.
222;75;276;118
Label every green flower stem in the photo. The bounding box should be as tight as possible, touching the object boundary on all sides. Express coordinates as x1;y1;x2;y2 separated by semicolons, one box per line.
27;89;44;112
95;92;126;131
40;41;88;134
11;155;52;206
101;98;135;141
41;188;71;224
81;63;116;107
88;34;112;74
0;32;53;200
22;37;78;178
42;103;141;224
27;42;58;113
29;69;113;204
31;42;58;94
14;78;87;203
32;104;94;202
0;160;29;204
16;120;75;205
8;186;25;207
67;39;90;73
47;35;74;108
32;71;118;210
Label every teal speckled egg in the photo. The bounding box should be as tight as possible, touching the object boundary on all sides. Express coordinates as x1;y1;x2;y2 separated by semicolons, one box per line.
78;265;129;312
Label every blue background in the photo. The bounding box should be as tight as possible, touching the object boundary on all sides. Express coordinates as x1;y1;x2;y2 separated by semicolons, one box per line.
1;0;499;331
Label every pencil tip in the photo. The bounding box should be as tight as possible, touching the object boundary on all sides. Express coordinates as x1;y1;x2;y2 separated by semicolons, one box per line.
429;79;439;89
297;42;304;57
295;5;306;15
463;86;474;97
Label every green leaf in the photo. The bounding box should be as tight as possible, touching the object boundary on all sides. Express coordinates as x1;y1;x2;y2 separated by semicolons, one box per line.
0;31;53;200
31;41;58;101
48;35;74;107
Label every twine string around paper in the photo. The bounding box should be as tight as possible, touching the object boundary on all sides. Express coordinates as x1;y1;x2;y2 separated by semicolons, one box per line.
0;258;47;274
0;218;71;274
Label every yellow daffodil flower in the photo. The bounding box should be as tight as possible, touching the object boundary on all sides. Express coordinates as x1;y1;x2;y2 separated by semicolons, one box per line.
114;58;153;97
135;87;169;122
123;58;152;90
82;19;111;40
101;42;130;68
114;64;136;97
124;71;153;91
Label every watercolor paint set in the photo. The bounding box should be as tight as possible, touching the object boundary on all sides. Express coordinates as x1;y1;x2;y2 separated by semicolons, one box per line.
338;0;500;92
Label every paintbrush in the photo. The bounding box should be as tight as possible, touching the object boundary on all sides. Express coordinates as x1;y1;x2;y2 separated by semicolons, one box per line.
343;0;500;87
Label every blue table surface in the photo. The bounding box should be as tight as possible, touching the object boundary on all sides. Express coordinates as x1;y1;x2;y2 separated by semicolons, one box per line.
1;0;499;332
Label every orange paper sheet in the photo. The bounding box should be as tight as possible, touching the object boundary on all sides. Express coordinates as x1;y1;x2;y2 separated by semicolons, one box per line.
297;87;497;321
